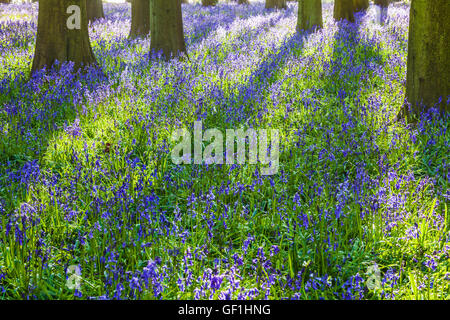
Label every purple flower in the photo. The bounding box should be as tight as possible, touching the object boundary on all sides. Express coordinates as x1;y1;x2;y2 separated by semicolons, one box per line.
64;118;83;138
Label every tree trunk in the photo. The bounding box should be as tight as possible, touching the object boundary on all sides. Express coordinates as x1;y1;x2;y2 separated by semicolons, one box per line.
238;0;249;4
374;0;389;6
129;0;150;39
405;0;450;117
0;0;12;4
265;0;287;9
374;0;389;24
297;0;322;32
202;0;217;6
150;0;187;60
31;0;98;73
87;0;104;22
334;0;355;23
353;0;369;12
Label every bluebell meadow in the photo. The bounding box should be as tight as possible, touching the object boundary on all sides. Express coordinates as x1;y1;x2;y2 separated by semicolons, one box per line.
0;1;448;300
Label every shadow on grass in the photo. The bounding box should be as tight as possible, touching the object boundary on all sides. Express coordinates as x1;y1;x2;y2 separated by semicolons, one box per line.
195;31;306;128
185;3;269;47
0;62;107;211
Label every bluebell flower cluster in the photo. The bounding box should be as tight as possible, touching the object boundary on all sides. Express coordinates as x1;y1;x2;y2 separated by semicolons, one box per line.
0;1;448;300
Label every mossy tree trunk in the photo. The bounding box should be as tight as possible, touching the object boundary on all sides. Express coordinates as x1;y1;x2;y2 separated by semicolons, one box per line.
87;0;104;22
265;0;287;9
353;0;369;12
150;0;187;60
238;0;249;4
374;0;389;24
297;0;322;32
202;0;218;6
334;0;355;23
405;0;450;117
31;0;98;73
374;0;389;6
129;0;150;39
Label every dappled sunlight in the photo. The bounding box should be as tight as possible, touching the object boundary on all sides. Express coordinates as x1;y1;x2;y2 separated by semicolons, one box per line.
0;0;448;301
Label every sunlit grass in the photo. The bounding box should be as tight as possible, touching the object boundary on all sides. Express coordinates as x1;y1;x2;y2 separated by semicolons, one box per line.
0;2;448;300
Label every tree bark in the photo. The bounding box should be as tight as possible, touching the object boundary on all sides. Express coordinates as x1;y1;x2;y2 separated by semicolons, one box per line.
150;0;187;60
238;0;249;4
405;0;450;116
265;0;287;9
374;0;389;7
31;0;98;73
129;0;150;39
353;0;369;12
87;0;104;22
334;0;355;23
202;0;217;6
297;0;322;32
374;0;389;24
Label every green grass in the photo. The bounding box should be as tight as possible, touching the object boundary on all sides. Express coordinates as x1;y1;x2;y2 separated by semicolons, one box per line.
0;3;448;300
